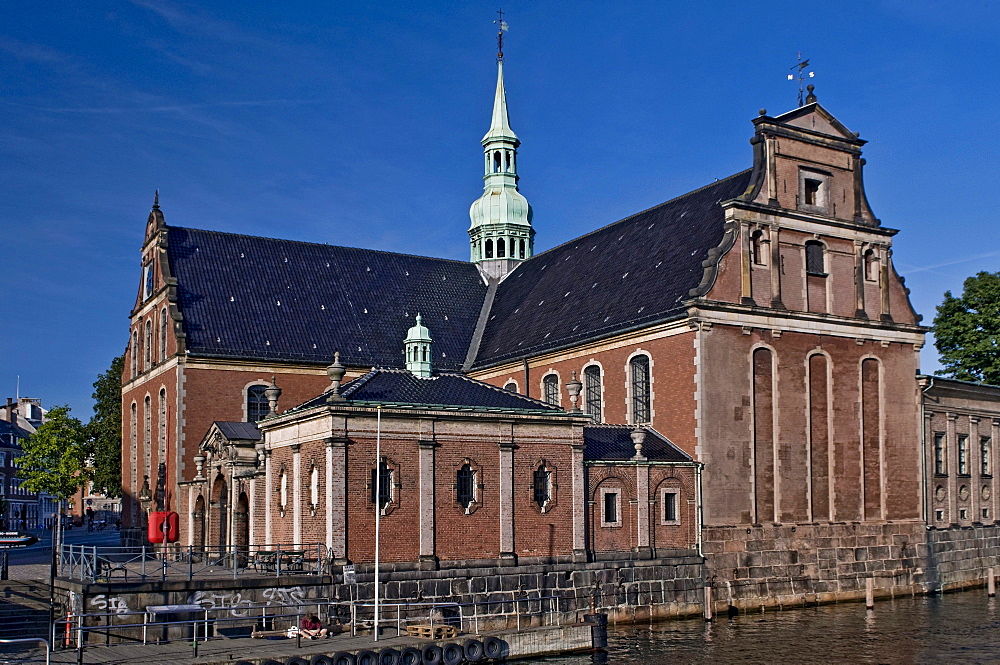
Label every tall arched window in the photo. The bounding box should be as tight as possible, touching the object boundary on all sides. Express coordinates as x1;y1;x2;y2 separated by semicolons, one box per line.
371;460;393;510
143;395;152;478
158;388;166;465
456;463;476;512
160;308;168;361
805;241;825;275
131;331;138;378
485;239;494;259
750;230;765;265
519;239;526;259
864;248;878;281
543;374;559;405
145;319;153;368
630;355;651;424
130;402;138;502
310;465;319;509
497;238;506;258
584;365;602;422
246;385;269;423
493;151;502;173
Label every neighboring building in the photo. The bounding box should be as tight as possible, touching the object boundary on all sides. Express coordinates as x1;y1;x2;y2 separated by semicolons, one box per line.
120;52;930;590
0;399;46;528
919;376;1000;527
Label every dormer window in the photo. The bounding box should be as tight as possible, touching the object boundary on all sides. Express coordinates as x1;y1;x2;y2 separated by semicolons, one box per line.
864;248;878;281
798;168;830;213
750;229;767;266
142;262;154;300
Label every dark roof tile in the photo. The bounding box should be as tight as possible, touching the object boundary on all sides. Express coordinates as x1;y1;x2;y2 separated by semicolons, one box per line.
583;424;691;462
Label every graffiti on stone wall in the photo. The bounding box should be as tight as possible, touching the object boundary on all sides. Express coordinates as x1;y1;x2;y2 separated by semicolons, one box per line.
89;594;131;615
187;586;306;617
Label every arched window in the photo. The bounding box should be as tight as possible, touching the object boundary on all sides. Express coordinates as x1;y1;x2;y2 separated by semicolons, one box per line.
310;465;319;508
519;239;526;259
584;365;602;422
503;382;517;392
160;308;168;361
864;248;878;281
630;355;651;424
246;385;269;423
543;374;559;405
130;402;138;497
143;395;152;477
497;238;506;258
131;331;138;378
456;463;476;511
493;151;502;173
371;460;393;510
805;241;825;275
279;470;288;511
750;230;765;265
533;462;552;510
485;239;494;259
145;319;153;368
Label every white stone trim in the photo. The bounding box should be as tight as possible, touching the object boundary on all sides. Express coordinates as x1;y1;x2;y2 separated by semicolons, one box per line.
242;379;271;422
659;487;681;525
624;349;654;426
599;486;622;528
581;361;605;423
540;370;562;407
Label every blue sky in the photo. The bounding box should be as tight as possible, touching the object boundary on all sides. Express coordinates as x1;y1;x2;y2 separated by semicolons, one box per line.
2;1;999;417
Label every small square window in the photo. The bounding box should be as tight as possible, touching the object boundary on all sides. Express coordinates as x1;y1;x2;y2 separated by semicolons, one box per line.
983;508;990;520
661;489;680;524
600;488;621;527
960;508;968;520
935;510;945;521
803;179;821;206
798;169;830;213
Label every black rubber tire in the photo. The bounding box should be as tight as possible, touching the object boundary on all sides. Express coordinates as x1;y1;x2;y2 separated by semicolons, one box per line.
286;658;311;665
333;653;358;665
483;636;506;660
399;647;422;665
421;644;443;665
235;662;255;665
356;650;379;665
377;648;401;665
441;643;464;665
311;656;335;665
261;661;283;665
463;638;485;662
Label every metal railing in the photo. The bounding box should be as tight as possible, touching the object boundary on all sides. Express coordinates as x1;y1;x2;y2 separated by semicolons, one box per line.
60;542;327;582
0;637;51;665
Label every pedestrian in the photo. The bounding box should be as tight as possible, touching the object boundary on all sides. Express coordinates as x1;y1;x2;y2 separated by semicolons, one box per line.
299;615;328;639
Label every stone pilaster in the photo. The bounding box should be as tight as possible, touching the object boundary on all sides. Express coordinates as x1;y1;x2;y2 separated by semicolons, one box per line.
418;439;438;569
499;440;517;565
291;443;302;546
971;417;982;521
187;485;196;547
571;443;588;561
993;419;1000;522
264;448;273;544
248;477;256;547
635;463;652;558
769;225;783;309
854;241;867;318
947;413;958;524
327;438;348;563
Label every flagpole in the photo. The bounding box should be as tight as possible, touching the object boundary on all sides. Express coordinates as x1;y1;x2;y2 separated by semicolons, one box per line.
374;405;381;642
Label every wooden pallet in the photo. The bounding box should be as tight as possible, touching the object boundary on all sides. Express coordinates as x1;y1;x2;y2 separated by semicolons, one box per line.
405;623;457;640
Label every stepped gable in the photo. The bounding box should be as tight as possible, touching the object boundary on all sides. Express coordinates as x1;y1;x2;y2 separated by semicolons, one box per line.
583;424;691;462
167;227;488;370
290;369;565;414
472;170;753;368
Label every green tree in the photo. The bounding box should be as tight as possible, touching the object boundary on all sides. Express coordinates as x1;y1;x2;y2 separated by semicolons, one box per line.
20;405;90;499
88;355;124;497
934;271;1000;385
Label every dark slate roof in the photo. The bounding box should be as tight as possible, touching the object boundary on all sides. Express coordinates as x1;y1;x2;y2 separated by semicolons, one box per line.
288;369;565;414
214;421;262;441
472;171;753;367
583;425;692;462
167;228;488;370
0;419;31;447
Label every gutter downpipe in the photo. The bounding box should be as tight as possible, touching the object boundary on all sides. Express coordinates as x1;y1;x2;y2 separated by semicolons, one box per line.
920;376;934;525
696;463;704;558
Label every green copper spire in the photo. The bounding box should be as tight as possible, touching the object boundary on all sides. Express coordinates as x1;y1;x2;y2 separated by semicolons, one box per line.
404;313;433;378
469;53;534;281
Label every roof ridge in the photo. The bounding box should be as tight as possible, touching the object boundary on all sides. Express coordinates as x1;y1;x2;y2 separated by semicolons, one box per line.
168;225;475;266
526;169;752;261
340;369;380;398
453;373;562;410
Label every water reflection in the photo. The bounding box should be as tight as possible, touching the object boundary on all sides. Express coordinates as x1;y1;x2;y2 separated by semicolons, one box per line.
535;591;1000;664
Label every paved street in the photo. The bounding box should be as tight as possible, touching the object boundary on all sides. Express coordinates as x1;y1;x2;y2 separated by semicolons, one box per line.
3;525;120;582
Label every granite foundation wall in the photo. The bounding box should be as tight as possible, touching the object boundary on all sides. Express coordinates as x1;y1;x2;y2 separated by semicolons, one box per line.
702;521;931;611
925;524;1000;592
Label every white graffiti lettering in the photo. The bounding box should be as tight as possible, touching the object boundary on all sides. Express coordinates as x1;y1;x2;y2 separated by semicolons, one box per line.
186;586;307;617
89;594;130;615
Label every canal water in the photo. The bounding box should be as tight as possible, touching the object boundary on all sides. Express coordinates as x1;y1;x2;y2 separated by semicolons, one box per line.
541;591;1000;664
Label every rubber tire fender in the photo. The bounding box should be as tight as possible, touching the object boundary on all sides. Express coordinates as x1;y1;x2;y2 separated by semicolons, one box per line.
399;646;422;665
483;636;506;660
421;643;443;665
463;638;485;662
441;643;464;665
311;656;335;665
356;650;379;665
261;661;283;665
286;658;311;665
377;648;401;665
333;652;358;665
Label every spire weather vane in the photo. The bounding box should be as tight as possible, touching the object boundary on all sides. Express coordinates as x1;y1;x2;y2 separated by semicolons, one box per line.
494;9;509;61
788;52;815;106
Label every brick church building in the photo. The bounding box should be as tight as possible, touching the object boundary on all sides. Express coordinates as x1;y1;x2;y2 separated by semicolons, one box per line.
122;51;932;591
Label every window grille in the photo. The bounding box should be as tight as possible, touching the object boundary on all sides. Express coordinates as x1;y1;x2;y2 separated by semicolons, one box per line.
663;490;678;523
533;466;551;509
959;435;969;475
934;433;946;475
630;355;651;424
457;464;475;510
543;374;559;405
371;461;392;510
584;366;602;422
247;385;269;423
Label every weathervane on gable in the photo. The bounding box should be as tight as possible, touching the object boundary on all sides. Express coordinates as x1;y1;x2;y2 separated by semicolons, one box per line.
788;52;815;107
495;9;509;61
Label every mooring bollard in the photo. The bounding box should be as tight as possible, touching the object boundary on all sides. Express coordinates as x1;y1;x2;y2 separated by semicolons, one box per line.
704;585;713;622
989;567;996;597
865;577;874;609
